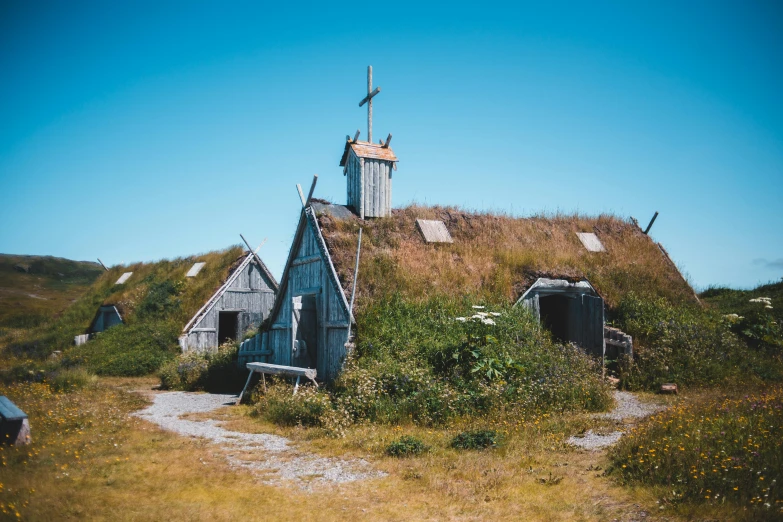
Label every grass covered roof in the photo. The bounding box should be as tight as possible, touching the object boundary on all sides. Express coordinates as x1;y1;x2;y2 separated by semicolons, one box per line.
314;203;698;311
88;246;248;327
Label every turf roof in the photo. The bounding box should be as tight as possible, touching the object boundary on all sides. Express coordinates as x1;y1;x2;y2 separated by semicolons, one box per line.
314;203;698;311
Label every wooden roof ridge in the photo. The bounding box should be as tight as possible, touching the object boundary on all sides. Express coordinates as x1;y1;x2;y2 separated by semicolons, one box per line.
266;206;355;328
182;251;276;333
339;140;398;167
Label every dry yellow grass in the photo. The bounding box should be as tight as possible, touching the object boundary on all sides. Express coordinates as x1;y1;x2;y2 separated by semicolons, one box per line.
318;204;697;311
0;377;720;521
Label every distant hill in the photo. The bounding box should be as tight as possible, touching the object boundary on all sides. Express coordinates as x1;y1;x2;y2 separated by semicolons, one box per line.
0;254;104;328
700;279;783;316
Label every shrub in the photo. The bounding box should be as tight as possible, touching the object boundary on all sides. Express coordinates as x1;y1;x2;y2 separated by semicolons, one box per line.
609;386;783;514
451;429;499;450
332;295;612;426
158;343;243;392
386;435;429;457
259;384;333;428
63;321;179;376
614;293;783;390
48;367;96;392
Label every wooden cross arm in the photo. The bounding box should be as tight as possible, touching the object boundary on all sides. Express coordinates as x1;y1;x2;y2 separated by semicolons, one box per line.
359;87;381;106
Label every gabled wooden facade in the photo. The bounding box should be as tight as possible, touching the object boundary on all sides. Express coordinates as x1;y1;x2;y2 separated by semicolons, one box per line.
238;205;353;382
179;252;278;353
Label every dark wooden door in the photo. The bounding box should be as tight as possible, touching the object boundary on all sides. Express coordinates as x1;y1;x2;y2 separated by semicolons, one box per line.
581;295;605;359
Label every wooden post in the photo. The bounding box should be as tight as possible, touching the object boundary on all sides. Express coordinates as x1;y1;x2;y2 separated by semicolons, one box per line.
367;65;372;143
239;234;267;270
236;369;254;405
643;211;659;235
358;66;381;144
305;174;318;205
296;184;306;206
346;228;363;341
97;258;108;271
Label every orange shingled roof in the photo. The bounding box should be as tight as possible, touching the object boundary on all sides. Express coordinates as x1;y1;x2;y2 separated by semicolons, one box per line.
339;140;398;166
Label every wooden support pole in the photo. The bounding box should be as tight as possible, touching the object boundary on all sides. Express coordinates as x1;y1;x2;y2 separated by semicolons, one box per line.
383;133;392;148
305;174;318;206
97;258;108;271
236;369;254;405
643;211;659;235
346;228;363;341
296;184;306;206
353;130;360;142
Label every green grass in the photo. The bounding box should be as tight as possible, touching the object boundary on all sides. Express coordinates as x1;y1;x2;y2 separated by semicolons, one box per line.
609;386;783;518
613;292;783;390
1;246;248;377
249;294;613;432
0;254;103;329
700;279;783;353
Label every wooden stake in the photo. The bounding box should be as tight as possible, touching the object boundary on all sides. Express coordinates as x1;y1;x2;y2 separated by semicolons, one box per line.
383;133;392;148
296;184;306;206
305;174;318;205
353;130;360;142
97;258;108;271
643;211;659;235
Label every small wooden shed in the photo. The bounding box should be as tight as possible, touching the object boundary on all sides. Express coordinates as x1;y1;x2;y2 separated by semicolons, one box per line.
179;252;278;352
239;67;696;382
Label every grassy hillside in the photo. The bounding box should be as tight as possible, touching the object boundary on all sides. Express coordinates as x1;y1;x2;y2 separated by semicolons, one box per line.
0;254;103;328
699;279;783;352
1;247;247;375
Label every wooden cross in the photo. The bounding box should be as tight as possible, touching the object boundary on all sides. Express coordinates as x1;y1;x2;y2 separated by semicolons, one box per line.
358;65;381;143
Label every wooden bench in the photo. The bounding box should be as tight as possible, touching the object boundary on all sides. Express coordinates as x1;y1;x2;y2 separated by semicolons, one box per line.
0;396;30;445
237;363;318;404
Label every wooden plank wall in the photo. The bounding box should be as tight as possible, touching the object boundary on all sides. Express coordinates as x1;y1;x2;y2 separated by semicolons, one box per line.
345;150;393;218
182;261;276;353
246;215;350;382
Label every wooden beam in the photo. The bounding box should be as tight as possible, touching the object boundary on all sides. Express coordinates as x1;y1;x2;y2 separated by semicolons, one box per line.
358;86;381;107
296;184;306;206
383;133;392;148
239;234;267;272
353;130;360;142
643;211;659;235
97;258;108;271
305;174;318;206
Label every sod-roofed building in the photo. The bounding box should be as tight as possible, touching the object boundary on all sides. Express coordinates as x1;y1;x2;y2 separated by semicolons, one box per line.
77;246;278;353
238;66;697;382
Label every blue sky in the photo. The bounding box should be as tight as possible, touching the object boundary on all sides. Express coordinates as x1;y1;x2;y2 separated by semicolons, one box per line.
1;0;781;290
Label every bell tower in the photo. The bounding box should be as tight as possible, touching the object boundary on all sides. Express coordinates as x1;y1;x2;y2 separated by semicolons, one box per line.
339;66;397;219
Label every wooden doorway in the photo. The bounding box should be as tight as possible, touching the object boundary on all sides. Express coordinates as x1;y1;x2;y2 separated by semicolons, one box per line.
218;311;240;345
292;294;318;369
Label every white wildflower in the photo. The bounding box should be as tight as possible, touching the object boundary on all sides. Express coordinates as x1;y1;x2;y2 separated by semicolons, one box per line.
766;305;774;309
455;317;467;322
471;314;485;320
750;297;773;304
475;311;489;317
472;305;485;309
490;312;502;317
481;318;496;325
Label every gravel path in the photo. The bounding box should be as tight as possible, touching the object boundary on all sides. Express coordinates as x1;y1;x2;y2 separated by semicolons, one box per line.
133;391;384;489
567;391;665;451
